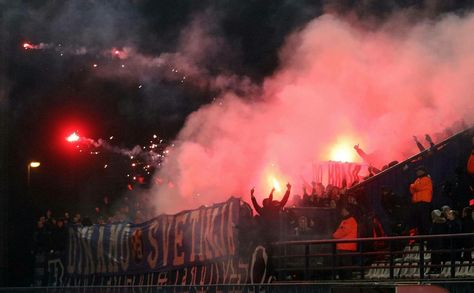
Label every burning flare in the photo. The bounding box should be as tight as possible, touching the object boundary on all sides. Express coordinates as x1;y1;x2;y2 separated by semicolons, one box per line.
269;176;282;193
66;132;80;142
23;43;34;50
329;137;358;163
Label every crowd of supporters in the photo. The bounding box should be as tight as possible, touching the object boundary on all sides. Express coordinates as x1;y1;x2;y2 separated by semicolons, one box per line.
32;195;155;255
31;132;474;282
31;192;157;285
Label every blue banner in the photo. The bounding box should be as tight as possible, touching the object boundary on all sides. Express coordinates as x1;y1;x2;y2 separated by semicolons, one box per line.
65;197;239;277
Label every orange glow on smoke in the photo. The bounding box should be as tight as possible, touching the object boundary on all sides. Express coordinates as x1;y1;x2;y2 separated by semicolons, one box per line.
328;137;357;162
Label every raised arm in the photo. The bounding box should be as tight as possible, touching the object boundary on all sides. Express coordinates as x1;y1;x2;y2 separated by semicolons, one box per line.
268;188;275;202
250;188;263;214
413;136;426;152
279;183;292;208
354;144;370;164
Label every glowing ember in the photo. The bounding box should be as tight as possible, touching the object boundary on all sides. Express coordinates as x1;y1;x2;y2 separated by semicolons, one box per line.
66;132;80;142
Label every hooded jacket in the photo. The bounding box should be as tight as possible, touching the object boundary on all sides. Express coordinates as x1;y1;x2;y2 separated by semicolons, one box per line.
410;175;433;203
333;216;358;251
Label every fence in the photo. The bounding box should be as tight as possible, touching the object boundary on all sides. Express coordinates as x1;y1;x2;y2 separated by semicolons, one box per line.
272;232;474;282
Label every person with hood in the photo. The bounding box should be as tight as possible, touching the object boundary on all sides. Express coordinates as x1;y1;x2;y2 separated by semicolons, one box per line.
410;166;433;235
333;205;358;279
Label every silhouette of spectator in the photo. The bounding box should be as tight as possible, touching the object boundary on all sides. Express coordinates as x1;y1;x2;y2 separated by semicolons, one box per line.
446;209;463;261
251;184;291;218
413;136;426;152
311;181;319;206
291;194;302;207
64;212;70;225
251;183;291;242
51;218;67;253
452;166;473;210
410;166;433;235
441;205;452;218
353;144;382;170
32;220;48;286
295;216;313;237
45;209;55;231
381;186;409;236
302;186;313;206
425;134;435;149
428;210;447;274
461;207;474;262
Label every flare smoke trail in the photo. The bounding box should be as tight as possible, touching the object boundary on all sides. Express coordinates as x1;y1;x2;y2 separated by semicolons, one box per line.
151;12;474;214
71;134;168;166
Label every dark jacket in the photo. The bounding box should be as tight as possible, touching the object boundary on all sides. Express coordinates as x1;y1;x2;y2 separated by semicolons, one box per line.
251;188;291;222
428;222;447;250
51;225;68;252
446;218;463;256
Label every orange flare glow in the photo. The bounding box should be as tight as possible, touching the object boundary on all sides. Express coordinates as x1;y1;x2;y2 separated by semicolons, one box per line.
329;143;356;162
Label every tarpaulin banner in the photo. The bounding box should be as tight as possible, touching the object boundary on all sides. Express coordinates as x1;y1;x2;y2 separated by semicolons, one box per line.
65;197;239;277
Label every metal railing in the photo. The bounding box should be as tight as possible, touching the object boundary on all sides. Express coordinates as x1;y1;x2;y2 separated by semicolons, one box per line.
272;232;474;282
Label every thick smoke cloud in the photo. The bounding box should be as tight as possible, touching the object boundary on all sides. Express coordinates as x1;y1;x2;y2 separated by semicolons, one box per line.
3;0;474;215
152;12;474;214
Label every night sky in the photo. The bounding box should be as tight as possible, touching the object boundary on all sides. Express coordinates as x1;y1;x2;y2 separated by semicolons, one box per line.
1;0;472;286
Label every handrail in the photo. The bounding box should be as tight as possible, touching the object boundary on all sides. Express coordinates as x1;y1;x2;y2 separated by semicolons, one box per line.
347;126;474;189
273;232;474;246
272;231;474;282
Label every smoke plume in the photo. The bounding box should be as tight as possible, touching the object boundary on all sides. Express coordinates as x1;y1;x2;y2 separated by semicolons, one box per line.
151;12;474;214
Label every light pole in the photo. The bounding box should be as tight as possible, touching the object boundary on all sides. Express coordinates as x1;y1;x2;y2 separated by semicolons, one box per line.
27;161;41;187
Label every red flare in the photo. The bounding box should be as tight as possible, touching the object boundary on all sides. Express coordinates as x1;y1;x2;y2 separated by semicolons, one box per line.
23;42;34;50
66;132;80;142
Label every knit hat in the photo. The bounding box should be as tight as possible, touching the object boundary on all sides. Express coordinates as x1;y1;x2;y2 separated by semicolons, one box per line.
432;209;442;217
431;209;446;223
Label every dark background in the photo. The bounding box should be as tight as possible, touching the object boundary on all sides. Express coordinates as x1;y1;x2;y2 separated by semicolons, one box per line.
1;0;472;286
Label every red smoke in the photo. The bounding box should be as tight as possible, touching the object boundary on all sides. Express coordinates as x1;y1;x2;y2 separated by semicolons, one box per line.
149;14;474;213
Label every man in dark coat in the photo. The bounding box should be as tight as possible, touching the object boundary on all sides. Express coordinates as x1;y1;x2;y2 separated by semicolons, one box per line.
428;210;447;274
446;209;463;261
251;183;291;242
